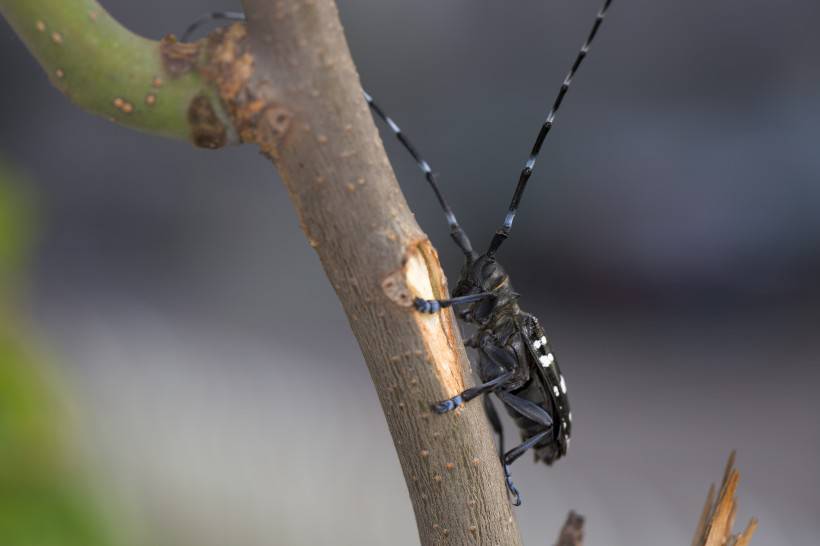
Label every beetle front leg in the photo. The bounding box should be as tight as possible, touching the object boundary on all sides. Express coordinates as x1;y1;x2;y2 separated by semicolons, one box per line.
432;371;513;414
413;292;494;314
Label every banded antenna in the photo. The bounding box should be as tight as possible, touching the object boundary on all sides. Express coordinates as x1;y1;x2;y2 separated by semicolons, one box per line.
181;11;476;258
181;11;244;42
363;92;475;258
488;0;614;256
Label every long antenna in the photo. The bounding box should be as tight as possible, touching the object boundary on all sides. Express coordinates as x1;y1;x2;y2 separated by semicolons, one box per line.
363;92;475;258
488;0;613;255
181;11;244;42
181;12;476;258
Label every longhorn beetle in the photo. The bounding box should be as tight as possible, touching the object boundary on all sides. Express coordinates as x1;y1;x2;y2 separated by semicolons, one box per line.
182;0;613;506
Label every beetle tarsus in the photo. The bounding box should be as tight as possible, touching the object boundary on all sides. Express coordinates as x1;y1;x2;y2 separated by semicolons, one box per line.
504;463;522;506
432;395;463;414
413;297;440;314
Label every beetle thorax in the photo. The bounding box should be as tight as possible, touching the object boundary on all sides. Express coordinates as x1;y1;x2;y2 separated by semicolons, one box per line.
454;253;519;324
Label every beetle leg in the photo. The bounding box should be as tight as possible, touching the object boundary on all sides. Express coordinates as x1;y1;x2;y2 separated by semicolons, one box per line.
503;430;550;465
502;463;522;506
501;430;550;506
432;371;513;414
496;391;553;427
414;292;495;314
494;391;554;506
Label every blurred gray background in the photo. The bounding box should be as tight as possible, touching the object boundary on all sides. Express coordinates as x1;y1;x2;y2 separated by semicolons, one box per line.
2;0;819;544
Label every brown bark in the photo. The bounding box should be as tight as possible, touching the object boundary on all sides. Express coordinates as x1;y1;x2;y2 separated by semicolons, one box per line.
209;1;524;544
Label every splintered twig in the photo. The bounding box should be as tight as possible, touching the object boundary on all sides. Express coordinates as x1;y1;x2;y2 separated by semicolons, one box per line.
555;511;584;546
692;452;758;546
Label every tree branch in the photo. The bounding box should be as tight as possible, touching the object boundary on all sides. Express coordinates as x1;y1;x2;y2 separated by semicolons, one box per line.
692;452;758;546
2;0;525;543
0;0;232;146
218;1;523;542
554;511;584;546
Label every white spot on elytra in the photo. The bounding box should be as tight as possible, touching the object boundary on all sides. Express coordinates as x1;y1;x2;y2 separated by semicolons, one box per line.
560;375;567;394
568;411;572;422
543;353;554;368
540;336;547;346
553;386;560;397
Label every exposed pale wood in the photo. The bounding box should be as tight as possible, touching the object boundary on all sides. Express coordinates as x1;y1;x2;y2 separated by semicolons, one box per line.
692;452;758;546
691;483;716;546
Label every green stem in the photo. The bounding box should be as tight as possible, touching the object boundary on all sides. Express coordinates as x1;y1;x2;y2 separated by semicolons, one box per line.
0;0;231;146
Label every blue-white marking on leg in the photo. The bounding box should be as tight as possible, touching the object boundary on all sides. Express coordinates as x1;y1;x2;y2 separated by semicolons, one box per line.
525;157;536;171
503;211;515;230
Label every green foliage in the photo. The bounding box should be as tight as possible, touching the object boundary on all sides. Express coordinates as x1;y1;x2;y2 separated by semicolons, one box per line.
0;331;120;546
0;160;33;293
0;161;122;546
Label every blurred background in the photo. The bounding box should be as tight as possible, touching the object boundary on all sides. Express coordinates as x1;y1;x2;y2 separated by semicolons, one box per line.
1;0;819;544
